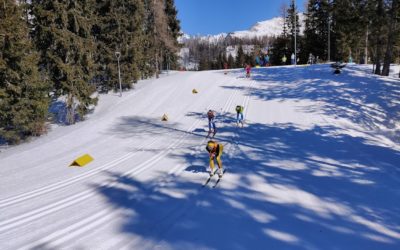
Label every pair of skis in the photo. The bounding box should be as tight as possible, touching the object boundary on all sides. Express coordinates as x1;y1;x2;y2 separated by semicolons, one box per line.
206;130;216;139
202;169;226;188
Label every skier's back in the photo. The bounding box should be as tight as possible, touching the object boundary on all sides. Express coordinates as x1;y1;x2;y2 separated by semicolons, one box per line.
207;109;217;137
206;140;224;177
245;64;251;78
235;105;244;127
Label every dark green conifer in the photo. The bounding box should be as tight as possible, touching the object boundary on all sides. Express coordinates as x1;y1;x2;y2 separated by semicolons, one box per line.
235;45;245;68
91;0;146;91
0;1;50;143
304;0;330;61
164;0;182;70
31;0;97;124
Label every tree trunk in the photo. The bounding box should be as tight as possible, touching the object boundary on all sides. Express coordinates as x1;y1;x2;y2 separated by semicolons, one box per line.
365;25;368;64
374;0;385;75
155;50;159;78
375;40;383;75
66;93;75;125
382;0;398;76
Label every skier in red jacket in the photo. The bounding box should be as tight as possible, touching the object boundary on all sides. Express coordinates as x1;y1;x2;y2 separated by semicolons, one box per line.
245;64;251;78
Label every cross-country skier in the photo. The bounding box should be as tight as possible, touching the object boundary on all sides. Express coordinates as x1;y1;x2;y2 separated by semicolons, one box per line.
235;105;244;127
206;140;224;177
245;64;251;78
282;55;287;64
207;109;217;137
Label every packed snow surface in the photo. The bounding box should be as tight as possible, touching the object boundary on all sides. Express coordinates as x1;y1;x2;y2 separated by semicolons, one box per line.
0;64;399;250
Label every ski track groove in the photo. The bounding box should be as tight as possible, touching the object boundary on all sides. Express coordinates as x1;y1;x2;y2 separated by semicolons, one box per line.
126;76;249;250
0;75;210;237
136;78;260;250
5;67;398;249
0;73;184;176
231;79;255;149
20;164;188;250
0;74;203;208
22;75;242;249
0;138;159;208
0;117;201;235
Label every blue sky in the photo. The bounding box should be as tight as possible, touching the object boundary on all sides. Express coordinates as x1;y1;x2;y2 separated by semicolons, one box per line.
175;0;306;35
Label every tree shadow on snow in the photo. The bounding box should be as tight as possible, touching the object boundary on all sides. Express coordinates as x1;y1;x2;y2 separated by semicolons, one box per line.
227;64;400;143
95;114;400;250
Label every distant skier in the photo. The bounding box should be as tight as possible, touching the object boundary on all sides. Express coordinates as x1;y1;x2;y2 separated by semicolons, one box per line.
206;140;224;177
308;53;314;65
282;55;287;64
348;55;353;63
207;109;217;137
265;54;270;66
235;105;244;127
245;64;251;78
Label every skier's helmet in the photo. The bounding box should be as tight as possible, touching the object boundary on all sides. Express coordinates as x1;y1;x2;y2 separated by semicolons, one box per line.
207;140;215;151
207;110;214;118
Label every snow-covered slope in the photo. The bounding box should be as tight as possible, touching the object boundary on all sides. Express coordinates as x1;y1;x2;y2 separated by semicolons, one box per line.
232;16;284;38
234;13;305;38
0;64;399;249
179;14;305;43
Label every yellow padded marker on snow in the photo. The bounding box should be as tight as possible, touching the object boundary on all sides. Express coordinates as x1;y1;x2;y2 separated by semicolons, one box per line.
70;154;94;167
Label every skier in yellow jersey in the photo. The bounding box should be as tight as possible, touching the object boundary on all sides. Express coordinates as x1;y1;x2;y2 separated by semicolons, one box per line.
206;140;224;177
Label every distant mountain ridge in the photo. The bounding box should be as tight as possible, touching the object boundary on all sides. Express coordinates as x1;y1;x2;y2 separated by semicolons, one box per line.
179;13;305;43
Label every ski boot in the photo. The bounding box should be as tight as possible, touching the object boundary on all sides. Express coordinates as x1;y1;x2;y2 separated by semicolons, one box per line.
209;170;215;177
218;168;224;178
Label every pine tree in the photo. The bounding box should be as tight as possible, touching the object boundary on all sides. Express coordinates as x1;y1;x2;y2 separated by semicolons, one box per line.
370;0;387;74
271;2;291;66
31;0;97;124
382;0;399;76
331;0;368;62
164;0;181;70
304;0;330;61
216;52;226;69
286;0;301;55
227;54;235;69
0;1;50;144
270;37;289;65
92;0;146;90
141;0;157;77
280;3;289;38
198;56;209;71
245;52;254;66
145;0;180;77
235;45;245;68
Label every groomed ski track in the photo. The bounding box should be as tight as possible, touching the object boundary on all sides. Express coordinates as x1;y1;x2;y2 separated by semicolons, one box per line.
0;65;399;250
0;69;252;249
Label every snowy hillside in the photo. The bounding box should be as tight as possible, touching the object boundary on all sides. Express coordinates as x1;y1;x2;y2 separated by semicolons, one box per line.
0;64;400;249
232;16;284;38
179;13;305;43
